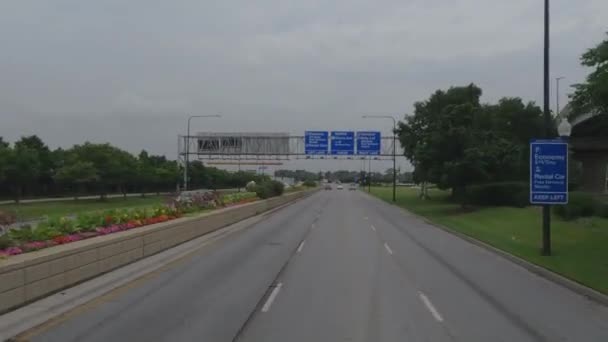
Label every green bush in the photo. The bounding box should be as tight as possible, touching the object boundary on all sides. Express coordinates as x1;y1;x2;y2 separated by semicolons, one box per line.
245;181;257;192
554;192;601;220
8;225;34;243
597;201;608;218
464;182;528;207
255;180;284;199
0;234;14;249
302;180;316;187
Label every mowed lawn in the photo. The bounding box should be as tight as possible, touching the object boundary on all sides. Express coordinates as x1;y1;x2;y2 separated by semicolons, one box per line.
370;186;608;295
1;196;166;221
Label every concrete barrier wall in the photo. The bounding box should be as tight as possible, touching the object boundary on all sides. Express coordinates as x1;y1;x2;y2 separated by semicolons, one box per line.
0;190;317;313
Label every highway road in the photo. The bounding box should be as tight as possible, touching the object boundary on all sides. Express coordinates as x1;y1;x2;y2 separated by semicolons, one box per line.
20;190;608;342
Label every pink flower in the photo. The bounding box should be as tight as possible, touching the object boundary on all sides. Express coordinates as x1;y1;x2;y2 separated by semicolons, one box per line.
4;247;23;256
23;241;47;251
67;234;82;242
96;227;112;235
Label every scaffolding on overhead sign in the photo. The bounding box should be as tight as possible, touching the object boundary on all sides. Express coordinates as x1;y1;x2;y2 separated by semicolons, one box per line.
178;132;402;163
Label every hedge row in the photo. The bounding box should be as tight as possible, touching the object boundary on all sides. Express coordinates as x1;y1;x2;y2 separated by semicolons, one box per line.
464;182;529;207
554;192;608;220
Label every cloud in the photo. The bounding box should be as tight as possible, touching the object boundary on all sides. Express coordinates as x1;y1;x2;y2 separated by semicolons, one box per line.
0;0;607;165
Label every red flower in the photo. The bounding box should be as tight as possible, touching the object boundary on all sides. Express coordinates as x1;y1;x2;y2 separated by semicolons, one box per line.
53;235;72;245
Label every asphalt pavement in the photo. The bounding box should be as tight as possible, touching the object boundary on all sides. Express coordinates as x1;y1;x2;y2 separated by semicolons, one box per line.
21;190;608;342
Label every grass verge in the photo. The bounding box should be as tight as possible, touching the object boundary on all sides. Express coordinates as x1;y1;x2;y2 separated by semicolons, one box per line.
1;196;166;221
369;186;608;295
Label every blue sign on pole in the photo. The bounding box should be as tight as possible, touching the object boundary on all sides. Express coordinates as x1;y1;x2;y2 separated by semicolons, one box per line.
331;131;355;155
305;131;329;155
356;131;381;155
530;139;568;204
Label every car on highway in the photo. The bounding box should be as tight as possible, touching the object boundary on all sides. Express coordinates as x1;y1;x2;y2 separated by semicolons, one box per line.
324;184;332;190
349;184;357;191
336;185;344;190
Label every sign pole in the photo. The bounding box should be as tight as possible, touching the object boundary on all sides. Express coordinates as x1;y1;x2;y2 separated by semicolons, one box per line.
542;0;551;256
368;157;371;193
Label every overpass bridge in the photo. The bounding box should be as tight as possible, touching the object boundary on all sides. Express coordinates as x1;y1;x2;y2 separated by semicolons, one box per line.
562;104;608;194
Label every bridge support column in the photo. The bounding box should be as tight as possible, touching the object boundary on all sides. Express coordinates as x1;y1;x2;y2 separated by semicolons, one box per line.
577;152;608;194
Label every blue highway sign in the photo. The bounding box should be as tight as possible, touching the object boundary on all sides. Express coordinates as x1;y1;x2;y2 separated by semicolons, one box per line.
530;139;568;205
331;131;355;155
305;131;329;155
356;131;381;155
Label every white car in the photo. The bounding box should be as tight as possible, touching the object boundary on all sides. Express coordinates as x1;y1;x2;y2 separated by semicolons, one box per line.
337;185;344;190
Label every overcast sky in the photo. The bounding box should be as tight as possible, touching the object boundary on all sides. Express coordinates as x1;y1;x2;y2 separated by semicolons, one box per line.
1;1;606;171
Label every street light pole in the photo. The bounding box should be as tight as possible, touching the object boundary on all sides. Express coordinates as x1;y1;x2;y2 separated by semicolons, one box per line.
542;0;552;256
368;156;372;193
362;115;398;202
184;115;221;191
556;76;565;117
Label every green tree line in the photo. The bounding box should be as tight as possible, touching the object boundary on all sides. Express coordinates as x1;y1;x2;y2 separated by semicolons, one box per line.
398;34;607;205
0;136;267;202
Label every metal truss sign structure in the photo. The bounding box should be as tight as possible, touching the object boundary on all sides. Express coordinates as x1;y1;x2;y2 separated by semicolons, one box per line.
178;132;403;161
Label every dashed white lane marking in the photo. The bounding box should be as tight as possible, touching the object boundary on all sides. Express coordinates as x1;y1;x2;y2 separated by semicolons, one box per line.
364;216;368;220
371;225;377;232
384;243;393;255
261;283;283;312
311;223;315;229
297;240;306;253
419;292;444;322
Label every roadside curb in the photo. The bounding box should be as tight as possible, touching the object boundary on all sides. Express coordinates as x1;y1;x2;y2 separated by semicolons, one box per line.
368;193;608;307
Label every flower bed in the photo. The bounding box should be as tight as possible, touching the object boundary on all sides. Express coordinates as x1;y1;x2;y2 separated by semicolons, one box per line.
0;191;258;257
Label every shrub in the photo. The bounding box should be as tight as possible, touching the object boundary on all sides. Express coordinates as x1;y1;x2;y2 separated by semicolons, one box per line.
464;182;528;207
302;180;316;187
255;180;284;199
246;181;257;192
8;225;34;243
553;192;600;220
597;201;608;218
0;234;14;249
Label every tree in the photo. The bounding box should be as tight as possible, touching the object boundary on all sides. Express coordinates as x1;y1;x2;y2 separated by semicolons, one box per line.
15;135;54;196
397;84;544;203
55;161;99;196
570;32;608;117
0;142;10;183
398;85;485;198
5;146;40;202
68;143;137;199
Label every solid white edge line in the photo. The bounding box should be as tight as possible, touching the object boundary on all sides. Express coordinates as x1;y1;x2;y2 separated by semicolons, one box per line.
261;283;283;312
297;240;306;253
371;225;377;232
384;242;393;255
419;292;444;322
